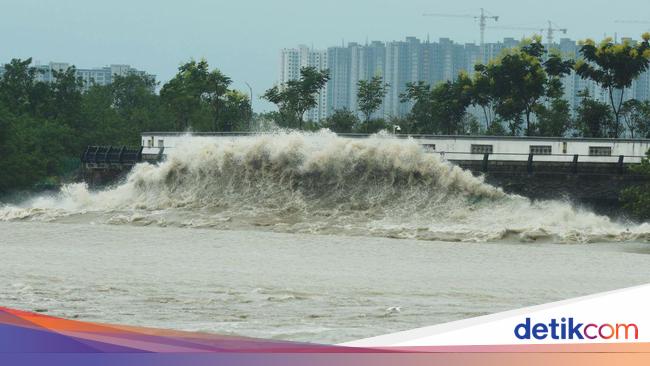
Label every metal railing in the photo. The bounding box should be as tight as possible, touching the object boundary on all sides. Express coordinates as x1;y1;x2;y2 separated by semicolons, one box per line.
436;151;647;159
437;152;646;174
140;131;650;143
81;146;143;166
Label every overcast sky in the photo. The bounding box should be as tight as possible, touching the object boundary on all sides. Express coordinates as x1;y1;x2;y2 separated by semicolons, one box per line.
2;0;649;111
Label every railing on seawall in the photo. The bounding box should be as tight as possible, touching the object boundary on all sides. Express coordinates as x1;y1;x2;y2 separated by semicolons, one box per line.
80;146;144;168
140;131;650;144
443;152;646;175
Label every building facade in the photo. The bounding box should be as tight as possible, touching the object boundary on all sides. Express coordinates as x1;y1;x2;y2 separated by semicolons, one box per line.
280;37;650;123
278;45;328;121
0;62;153;91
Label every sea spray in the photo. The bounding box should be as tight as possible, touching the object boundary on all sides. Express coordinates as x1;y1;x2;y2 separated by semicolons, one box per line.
1;130;648;243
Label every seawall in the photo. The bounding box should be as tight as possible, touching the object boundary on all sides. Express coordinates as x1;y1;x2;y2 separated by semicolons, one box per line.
454;159;649;214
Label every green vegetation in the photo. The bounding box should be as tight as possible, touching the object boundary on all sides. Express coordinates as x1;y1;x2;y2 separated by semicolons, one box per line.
576;34;650;137
574;90;615;138
621;99;650;138
262;66;329;130
479;38;573;135
621;151;650;220
0;58;251;194
2;33;650;203
316;34;650;139
400;75;473;135
357;76;389;131
322;109;358;133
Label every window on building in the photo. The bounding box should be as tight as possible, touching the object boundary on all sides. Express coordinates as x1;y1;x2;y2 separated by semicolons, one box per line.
471;144;493;154
530;145;552;155
158;139;164;148
421;144;436;152
589;146;612;156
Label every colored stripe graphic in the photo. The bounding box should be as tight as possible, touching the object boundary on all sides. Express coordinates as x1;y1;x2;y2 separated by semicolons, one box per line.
2;306;650;365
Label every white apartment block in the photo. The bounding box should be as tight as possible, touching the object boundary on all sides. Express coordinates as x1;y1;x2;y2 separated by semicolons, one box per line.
0;61;153;92
283;37;650;124
279;45;328;122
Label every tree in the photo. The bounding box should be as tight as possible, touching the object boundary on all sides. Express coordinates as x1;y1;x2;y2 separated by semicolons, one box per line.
621;150;650;220
357;75;388;130
388;116;415;135
432;73;472;134
204;68;232;131
263;66;329;129
50;66;84;126
0;59;82;192
430;79;473;134
323;109;359;133
79;84;126;146
111;73;157;114
485;40;547;135
574;90;615;138
0;58;38;115
160;59;232;131
0;113;73;192
219;90;252;131
473;37;573;136
486;119;508;136
543;51;575;100
464;114;482;135
160;72;201;130
576;34;650;137
400;78;472;135
401;81;434;133
534;99;572;137
621;99;650;138
117;73;168;135
469;65;496;130
357;118;389;134
0;57;225;193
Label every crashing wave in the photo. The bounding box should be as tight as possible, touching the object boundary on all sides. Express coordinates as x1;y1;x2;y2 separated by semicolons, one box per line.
1;130;648;243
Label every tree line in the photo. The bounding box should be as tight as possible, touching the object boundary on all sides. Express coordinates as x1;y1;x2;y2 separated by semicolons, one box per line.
2;34;650;194
262;34;650;138
0;58;252;193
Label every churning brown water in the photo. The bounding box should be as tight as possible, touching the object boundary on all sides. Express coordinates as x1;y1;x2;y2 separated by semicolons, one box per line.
1;131;650;343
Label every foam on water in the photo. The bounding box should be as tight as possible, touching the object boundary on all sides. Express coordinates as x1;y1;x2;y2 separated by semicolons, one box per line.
1;130;648;243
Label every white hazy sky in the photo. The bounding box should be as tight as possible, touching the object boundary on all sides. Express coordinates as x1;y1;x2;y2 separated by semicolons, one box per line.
2;0;649;111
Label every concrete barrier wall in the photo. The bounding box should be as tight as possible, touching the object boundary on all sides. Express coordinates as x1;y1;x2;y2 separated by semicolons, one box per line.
140;132;650;164
455;159;650;214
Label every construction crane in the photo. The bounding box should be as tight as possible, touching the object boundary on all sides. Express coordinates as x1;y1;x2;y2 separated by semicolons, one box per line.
488;21;567;47
545;21;567;46
423;8;499;47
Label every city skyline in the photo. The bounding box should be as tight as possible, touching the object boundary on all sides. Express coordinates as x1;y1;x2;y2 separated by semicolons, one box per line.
4;32;650;119
3;0;650;112
0;62;153;92
278;35;650;122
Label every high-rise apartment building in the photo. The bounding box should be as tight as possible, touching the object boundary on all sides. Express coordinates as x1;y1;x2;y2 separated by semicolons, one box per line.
320;37;522;120
278;45;328;121
281;37;650;124
0;61;153;92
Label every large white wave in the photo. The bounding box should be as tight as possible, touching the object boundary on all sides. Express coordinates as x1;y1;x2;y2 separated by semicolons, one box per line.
1;130;648;243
